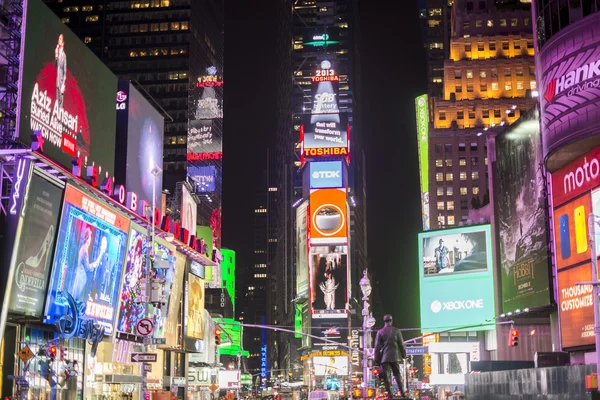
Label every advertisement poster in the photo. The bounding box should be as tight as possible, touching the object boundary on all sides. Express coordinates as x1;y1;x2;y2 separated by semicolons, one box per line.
116;223;152;334
46;185;129;335
494;107;551;312
117;81;164;210
188;120;223;157
421;229;488;276
418;225;495;332
189;165;217;193
310;245;348;318
312;318;345;349
313;356;348;376
557;263;594;348
310;161;344;189
18;0;117;176
309;189;348;245
8;171;63;317
415;94;430;231
186;272;206;339
303;115;348;150
296;201;309;298
553;194;592;271
161;244;182;345
181;184;197;237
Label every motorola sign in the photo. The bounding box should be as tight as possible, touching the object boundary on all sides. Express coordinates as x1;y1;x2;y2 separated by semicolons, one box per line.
310;161;343;189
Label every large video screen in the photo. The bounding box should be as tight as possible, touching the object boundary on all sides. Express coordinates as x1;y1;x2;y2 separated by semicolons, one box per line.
310;245;348;318
309;189;348;245
418;225;495;332
18;0;117;176
296;201;309;298
8;170;64;317
186;271;206;339
557;262;594;348
46;185;129;335
313;356;348;376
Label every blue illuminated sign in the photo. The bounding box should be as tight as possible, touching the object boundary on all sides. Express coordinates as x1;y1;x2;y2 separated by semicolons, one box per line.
309;161;343;189
189;165;216;192
261;345;267;379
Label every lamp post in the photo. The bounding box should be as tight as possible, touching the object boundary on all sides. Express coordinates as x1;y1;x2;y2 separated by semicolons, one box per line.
359;270;372;400
141;164;162;400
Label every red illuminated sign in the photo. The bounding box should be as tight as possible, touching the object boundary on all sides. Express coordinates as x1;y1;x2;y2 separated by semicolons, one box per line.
311;75;340;83
305;147;348;157
196;75;223;88
187;152;223;161
551;146;600;207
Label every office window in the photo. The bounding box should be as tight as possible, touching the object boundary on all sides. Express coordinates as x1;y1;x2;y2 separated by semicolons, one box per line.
471;157;479;166
436;159;443;167
139;24;148;32
448;215;456;225
476;20;482;27
171;22;180;30
473;187;480;195
151;23;159;31
491;69;498;78
436;173;444;182
500;19;507;27
487;19;493;27
485;157;488;166
472;171;479;180
160;22;169;31
504;68;512;77
432;77;443;83
527;40;534;49
482;109;489;118
446;173;454;181
460;187;468;196
445;144;452;154
447;201;455;211
465;44;472;52
447;187;454;196
491;82;499;91
516;81;524;90
530;81;537;90
505;82;512;91
438;216;446;226
477;42;484;51
479;70;487;78
455;70;462;79
459;143;466;152
494;109;501;118
61;17;70;23
181;21;189;30
437;187;444;196
429;8;442;16
502;41;509;50
460;172;467;181
514;40;521;50
85;15;99;22
445;159;453;167
455;85;463;93
428;19;441;28
470;143;477;151
524;18;530;26
84;37;92;43
82;5;93;11
439;111;446;120
435;144;442;153
466;84;474;93
459;157;467;166
463;21;470;29
516;67;523;77
489;41;496;50
480;83;487;91
461;200;469;209
511;18;518;26
468;111;475;119
466;70;473;79
437;201;445;210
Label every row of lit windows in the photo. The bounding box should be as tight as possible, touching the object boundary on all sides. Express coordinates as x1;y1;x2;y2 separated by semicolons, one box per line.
268;187;278;192
459;39;533;53
254;250;266;254
454;67;535;80
438;215;456;226
129;47;187;57
453;81;535;93
255;264;267;269
165;136;186;145
110;21;189;35
436;172;481;182
465;17;530;30
255;208;267;213
63;5;99;12
435;143;487;154
130;0;171;8
439;109;521;121
254;274;267;279
436;186;481;198
435;157;487;168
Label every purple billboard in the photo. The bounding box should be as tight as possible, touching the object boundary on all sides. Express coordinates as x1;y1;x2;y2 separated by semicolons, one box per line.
540;13;600;172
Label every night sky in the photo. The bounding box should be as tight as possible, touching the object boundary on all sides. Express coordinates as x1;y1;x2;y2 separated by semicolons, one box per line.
223;1;427;332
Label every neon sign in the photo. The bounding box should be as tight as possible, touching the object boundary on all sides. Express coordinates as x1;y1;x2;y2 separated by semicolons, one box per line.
10;158;28;215
187;151;223;161
260;345;267;379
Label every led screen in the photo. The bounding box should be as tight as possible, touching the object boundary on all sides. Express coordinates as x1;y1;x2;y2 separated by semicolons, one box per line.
418;225;495;332
309;189;348;245
186;272;205;339
296;201;309;298
18;0;117;176
46;185;129;335
181;184;197;237
310;245;348;318
557;263;594;348
310;161;343;189
313;356;348;376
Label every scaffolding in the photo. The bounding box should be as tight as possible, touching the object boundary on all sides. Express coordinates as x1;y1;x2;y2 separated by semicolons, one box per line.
0;0;22;145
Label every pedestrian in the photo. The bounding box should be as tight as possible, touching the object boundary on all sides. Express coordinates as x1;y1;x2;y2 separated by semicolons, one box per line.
374;314;407;398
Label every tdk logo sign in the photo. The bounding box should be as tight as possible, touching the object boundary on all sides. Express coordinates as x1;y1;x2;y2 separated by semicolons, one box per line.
310;161;343;189
430;299;484;313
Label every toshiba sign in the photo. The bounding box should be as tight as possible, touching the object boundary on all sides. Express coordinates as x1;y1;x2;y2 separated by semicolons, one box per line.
551;146;600;207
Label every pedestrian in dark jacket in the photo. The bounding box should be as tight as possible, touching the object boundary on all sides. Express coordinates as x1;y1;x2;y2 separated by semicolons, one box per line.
374;314;407;398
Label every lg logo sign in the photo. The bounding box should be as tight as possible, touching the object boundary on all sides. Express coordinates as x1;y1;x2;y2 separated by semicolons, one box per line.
430;299;484;313
312;170;340;179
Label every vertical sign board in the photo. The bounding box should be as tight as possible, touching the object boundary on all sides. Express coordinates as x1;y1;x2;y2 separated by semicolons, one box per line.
415;95;430;231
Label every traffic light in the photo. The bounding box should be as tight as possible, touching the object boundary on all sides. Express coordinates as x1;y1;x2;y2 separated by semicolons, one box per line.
47;346;57;361
215;328;222;346
508;326;519;347
366;388;376;398
372;365;382;377
353;388;362;398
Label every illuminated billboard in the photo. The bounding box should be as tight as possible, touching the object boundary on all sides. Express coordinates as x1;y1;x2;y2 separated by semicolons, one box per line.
189;165;217;193
17;0;117;178
313;356;348;376
415;95;430;231
213;317;249;357
309;189;348;245
557;262;594;348
312;318;346;349
115;80;164;212
181;184;197;238
310;161;343;189
7;170;63;317
221;249;236;309
186;269;205;340
296;201;309;298
553;194;591;272
494;106;551;312
418;225;495;332
310;245;348;318
46;185;129;335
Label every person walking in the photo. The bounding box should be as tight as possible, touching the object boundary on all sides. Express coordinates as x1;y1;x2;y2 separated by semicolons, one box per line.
374;314;407;398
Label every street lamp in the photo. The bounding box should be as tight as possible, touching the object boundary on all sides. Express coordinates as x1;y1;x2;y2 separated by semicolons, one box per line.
359;270;371;400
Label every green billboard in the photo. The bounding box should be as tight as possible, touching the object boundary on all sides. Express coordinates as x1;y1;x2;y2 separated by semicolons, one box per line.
418;224;496;332
214;317;249;357
221;249;235;310
415;95;430;231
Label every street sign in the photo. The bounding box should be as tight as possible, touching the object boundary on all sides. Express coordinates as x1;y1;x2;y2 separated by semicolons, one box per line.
136;318;154;337
144;337;166;345
18;346;34;362
209;383;219;393
226;392;235;400
144;364;152;373
131;353;157;363
406;346;428;356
